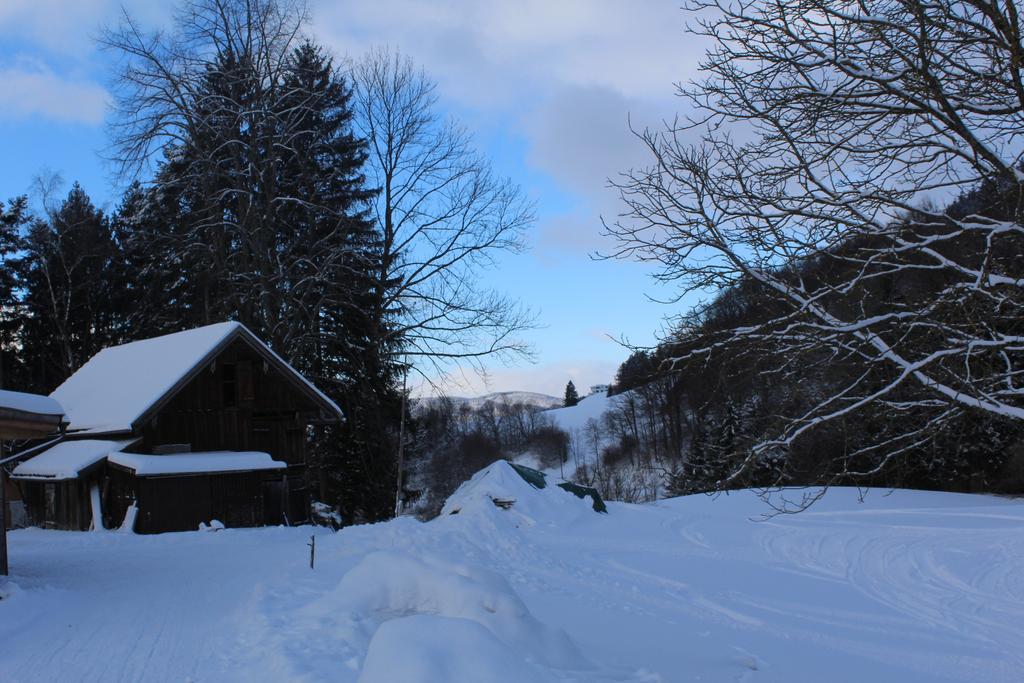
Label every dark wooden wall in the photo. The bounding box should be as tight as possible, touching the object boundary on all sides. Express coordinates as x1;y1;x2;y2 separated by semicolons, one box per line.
137;339;318;467
20;479;92;531
105;467;285;534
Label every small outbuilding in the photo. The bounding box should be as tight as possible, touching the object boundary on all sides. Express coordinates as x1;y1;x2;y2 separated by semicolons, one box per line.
0;389;66;575
10;322;342;534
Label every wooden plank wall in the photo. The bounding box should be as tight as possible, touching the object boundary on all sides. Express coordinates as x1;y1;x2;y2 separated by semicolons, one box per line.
137;339;318;466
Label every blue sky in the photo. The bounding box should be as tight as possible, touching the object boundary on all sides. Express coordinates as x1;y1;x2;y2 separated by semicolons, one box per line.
0;0;707;397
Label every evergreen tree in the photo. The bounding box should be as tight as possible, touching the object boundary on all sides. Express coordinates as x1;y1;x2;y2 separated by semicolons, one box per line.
612;350;654;395
276;41;401;523
19;184;126;391
0;197;29;389
110;182;190;339
112;29;400;521
564;380;580;407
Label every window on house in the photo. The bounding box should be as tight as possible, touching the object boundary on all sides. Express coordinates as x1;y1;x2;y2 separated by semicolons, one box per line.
237;360;255;404
222;363;237;407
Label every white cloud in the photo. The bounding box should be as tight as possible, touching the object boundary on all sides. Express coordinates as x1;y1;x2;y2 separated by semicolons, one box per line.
523;84;669;254
527;85;651;197
0;0;170;57
0;62;109;124
313;0;701;105
0;62;108;124
0;0;109;56
311;1;706;256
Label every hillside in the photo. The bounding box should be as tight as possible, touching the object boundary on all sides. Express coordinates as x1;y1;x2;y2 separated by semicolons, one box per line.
3;466;1021;682
543;390;621;435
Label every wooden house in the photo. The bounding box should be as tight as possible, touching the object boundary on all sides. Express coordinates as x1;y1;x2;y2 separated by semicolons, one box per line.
0;389;66;575
10;322;342;534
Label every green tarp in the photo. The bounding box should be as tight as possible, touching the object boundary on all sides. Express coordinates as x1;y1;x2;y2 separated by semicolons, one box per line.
508;462;607;514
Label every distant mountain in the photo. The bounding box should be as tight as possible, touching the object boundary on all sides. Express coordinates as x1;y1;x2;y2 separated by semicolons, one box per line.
414;391;562;413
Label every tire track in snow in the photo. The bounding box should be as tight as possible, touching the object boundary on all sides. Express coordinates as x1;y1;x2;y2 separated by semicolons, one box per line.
756;507;1024;680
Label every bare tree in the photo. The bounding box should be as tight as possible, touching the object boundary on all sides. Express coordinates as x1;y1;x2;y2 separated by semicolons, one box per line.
606;0;1024;485
352;48;536;384
103;0;307;178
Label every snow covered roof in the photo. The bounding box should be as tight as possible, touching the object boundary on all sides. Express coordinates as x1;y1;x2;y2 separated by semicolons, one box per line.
11;439;137;480
50;321;342;435
108;451;286;476
0;389;63;418
0;389;65;439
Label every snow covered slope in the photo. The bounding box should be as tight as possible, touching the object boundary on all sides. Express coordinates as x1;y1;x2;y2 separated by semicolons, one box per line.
2;481;1022;682
543;390;621;434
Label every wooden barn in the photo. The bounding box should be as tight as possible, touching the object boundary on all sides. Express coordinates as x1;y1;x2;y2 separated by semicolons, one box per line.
10;322;342;534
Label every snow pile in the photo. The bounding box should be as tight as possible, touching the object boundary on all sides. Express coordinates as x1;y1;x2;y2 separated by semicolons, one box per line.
311;500;343;528
440;460;596;524
360;615;556;682
118;504;138;533
311;551;592;683
0;579;20;602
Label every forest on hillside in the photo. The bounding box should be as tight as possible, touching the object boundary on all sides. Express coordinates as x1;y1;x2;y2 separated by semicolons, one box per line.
597;0;1024;506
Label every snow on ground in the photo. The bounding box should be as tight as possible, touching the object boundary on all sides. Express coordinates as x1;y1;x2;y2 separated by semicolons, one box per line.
2;464;1023;682
543;391;620;436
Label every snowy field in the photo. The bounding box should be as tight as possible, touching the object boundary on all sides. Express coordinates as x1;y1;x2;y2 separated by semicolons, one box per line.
2;464;1022;682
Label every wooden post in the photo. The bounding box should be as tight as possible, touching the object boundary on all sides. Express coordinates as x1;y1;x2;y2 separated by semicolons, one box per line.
1;442;8;577
308;534;315;570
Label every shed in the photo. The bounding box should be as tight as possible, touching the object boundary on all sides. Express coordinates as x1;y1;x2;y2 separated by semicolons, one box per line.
11;322;342;533
0;389;66;575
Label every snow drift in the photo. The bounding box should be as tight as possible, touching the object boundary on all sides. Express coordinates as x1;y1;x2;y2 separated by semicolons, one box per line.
313;551;592;682
441;460;601;524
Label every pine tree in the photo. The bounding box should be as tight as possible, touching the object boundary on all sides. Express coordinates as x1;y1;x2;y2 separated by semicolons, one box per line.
104;1;411;521
110;182;190;339
19;184;126;391
117;34;399;521
276;41;401;523
0;197;29;389
564;380;580;407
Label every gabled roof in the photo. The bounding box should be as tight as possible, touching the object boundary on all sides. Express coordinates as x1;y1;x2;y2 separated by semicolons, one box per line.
50;321;342;435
